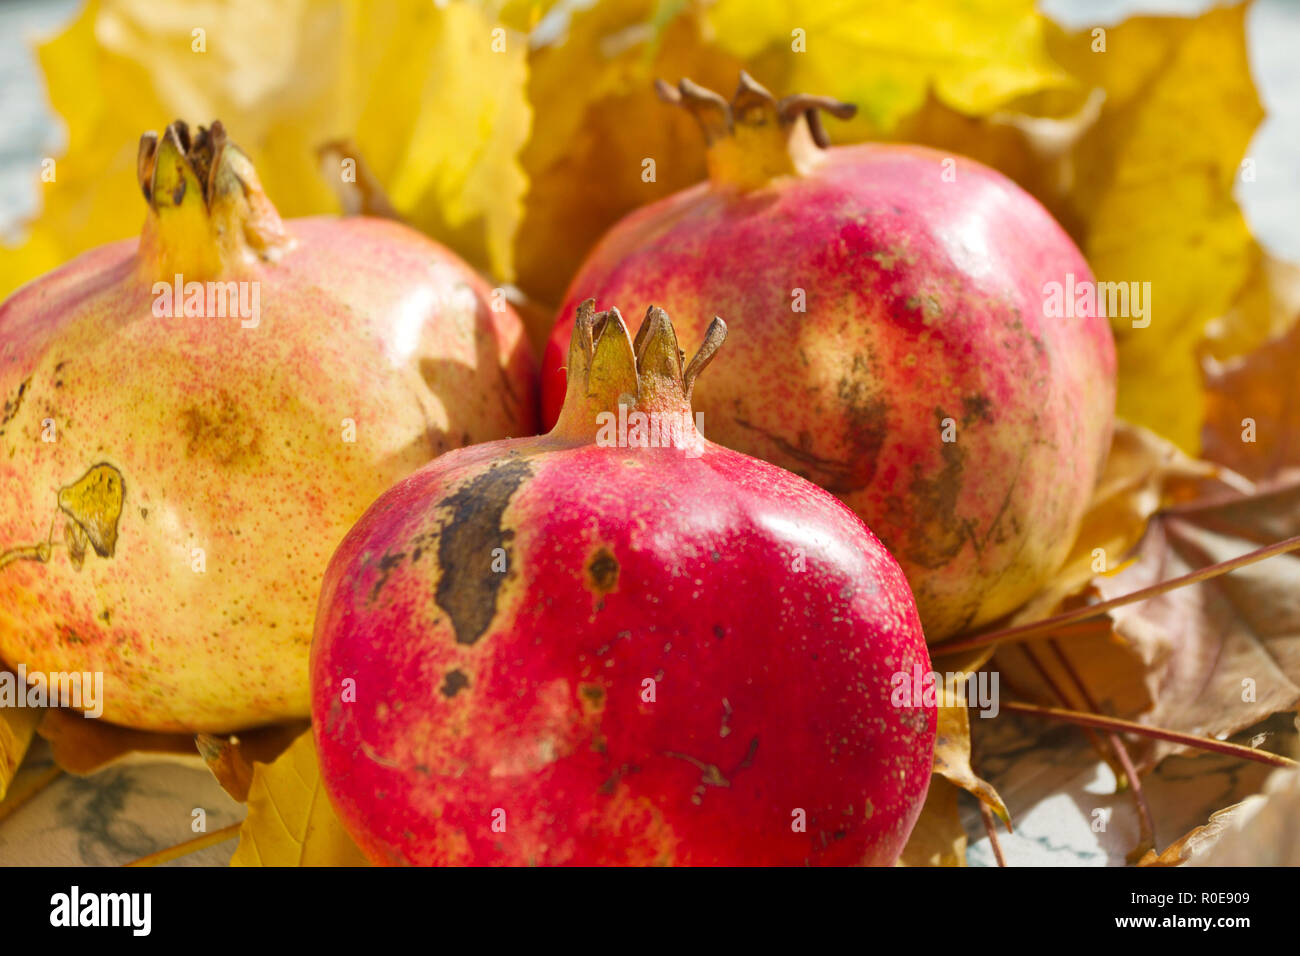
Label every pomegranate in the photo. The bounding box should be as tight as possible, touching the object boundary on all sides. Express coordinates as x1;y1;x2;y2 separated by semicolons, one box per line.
541;74;1117;642
312;301;935;865
0;121;536;732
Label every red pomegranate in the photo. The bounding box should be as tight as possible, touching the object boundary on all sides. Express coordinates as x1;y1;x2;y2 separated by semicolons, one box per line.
312;301;936;865
0;121;536;731
541;74;1117;642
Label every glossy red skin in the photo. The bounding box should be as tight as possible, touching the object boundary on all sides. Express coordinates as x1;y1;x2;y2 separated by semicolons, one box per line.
541;145;1117;640
312;436;935;865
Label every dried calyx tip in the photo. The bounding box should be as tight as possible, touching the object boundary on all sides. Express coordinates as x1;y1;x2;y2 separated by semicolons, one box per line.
569;298;726;402
138;120;230;206
655;70;856;148
134;117;292;272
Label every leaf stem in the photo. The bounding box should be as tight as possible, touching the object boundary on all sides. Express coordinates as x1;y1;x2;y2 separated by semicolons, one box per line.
1048;639;1155;862
979;801;1006;867
936;534;1300;656
123;821;241;867
1002;701;1299;769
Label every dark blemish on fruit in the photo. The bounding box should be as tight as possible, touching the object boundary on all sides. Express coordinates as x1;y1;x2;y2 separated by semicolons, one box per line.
52;463;126;571
435;458;531;645
961;394;993;425
180;391;262;466
0;376;31;435
368;550;406;602
833;353;890;490
713;624;725;640
587;547;619;593
440;669;469;698
886;421;967;569
733;418;867;494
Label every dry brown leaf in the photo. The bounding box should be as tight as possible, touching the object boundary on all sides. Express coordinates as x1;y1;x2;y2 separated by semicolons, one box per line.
1202;317;1300;482
515;0;741;307
37;708;199;775
1091;476;1300;769
897;776;967;867
932;689;1009;825
1190;764;1300;866
1138;796;1262;867
196;721;308;802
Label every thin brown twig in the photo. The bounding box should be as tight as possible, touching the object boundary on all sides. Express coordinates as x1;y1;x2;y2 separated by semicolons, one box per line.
1002;701;1299;769
936;534;1300;656
1048;639;1155;861
1018;642;1108;757
123;821;241;867
978;800;1006;866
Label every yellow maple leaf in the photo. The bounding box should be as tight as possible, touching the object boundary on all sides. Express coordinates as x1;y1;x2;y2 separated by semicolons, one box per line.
705;0;1075;135
896;776;968;867
515;0;743;306
1048;4;1264;453
0;0;530;300
515;0;1075;308
230;729;369;867
348;0;531;280
931;686;1010;826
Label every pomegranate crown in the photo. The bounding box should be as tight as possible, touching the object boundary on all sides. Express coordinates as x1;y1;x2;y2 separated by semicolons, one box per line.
655;71;856;188
136;120;292;277
553;299;726;441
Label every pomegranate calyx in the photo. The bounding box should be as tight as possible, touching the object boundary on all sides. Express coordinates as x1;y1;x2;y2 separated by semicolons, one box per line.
552;298;726;444
136;120;293;279
655;71;856;190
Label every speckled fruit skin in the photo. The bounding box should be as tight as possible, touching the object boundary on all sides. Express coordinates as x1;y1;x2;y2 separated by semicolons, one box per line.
543;141;1117;642
0;123;536;732
312;303;935;866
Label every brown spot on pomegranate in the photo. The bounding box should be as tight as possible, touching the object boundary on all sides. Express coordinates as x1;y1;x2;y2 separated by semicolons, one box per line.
434;458;531;645
440;669;469;698
181;391;262;466
836;353;889;486
0;376;30;434
733;417;867;494
889;430;967;570
587;547;619;593
961;394;993;425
